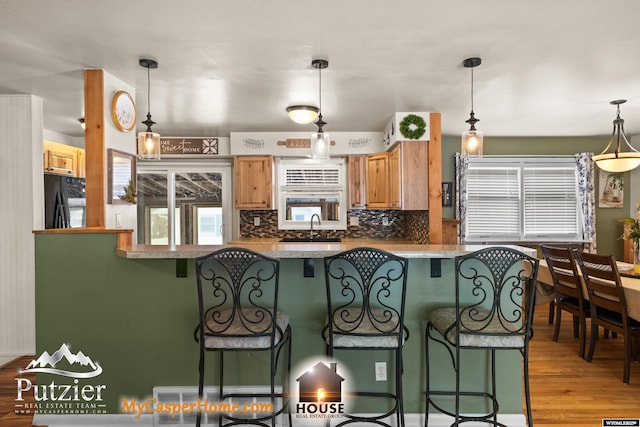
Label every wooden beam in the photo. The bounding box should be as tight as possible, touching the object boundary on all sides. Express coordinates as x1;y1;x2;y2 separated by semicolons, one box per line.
428;112;442;244
84;70;105;228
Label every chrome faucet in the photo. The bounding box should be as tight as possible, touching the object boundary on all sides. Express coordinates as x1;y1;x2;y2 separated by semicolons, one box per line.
310;213;321;241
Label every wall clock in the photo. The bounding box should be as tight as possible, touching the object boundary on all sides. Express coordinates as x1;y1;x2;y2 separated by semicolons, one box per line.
111;91;136;132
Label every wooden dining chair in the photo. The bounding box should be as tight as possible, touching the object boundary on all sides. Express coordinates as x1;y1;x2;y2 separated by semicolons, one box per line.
575;251;640;384
540;245;590;358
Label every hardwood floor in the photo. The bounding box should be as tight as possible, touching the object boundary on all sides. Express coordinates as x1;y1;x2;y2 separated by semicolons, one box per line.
1;309;638;427
0;356;40;427
529;307;640;426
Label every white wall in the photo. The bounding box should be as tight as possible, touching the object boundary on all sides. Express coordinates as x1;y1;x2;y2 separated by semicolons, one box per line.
43;129;84;148
102;71;137;238
0;94;42;361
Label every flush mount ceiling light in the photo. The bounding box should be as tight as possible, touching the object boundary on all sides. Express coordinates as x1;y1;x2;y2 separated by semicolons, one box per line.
286;105;319;124
310;59;329;159
593;99;640;173
461;57;483;157
137;58;161;160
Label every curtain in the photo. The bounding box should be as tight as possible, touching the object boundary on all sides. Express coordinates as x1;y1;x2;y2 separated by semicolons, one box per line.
455;153;469;243
575;152;597;253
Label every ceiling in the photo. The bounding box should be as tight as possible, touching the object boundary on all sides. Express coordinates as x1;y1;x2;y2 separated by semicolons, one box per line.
2;0;640;141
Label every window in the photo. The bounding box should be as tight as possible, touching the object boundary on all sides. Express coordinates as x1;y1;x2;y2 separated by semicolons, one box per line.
137;162;232;245
464;157;582;243
277;158;347;230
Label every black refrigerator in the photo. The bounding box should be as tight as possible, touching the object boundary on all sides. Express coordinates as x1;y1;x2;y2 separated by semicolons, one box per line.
44;173;86;229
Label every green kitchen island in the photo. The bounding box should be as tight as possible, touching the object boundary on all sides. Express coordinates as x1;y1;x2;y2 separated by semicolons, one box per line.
31;230;533;426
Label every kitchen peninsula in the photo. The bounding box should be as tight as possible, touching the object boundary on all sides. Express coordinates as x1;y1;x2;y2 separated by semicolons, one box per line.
33;229;534;426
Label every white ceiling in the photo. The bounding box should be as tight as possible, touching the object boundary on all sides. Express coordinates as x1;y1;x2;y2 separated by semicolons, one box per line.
2;0;640;141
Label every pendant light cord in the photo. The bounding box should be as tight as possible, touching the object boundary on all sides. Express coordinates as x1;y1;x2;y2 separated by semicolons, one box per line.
147;64;151;115
318;65;322;114
470;66;474;112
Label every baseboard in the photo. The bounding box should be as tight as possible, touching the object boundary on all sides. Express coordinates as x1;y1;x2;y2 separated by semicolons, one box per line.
34;412;527;427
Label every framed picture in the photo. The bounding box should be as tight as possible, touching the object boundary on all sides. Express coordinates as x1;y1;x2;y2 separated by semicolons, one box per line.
108;149;136;204
598;170;623;208
442;182;453;207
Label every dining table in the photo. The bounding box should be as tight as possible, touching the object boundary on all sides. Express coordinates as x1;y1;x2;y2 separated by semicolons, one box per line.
536;258;640;322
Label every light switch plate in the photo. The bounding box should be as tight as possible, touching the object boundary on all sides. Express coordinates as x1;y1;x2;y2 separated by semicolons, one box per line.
349;216;359;226
254;217;260;226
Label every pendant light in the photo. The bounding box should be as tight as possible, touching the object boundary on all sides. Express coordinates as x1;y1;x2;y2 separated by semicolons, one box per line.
310;59;330;159
592;99;640;172
286;105;319;124
137;58;161;160
461;57;483;156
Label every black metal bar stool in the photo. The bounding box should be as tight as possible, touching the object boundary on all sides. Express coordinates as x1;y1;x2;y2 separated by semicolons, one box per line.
322;247;409;427
194;247;292;427
425;247;539;426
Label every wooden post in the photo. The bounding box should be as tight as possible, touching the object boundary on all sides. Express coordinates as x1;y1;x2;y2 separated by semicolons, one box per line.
84;70;105;228
428;112;442;244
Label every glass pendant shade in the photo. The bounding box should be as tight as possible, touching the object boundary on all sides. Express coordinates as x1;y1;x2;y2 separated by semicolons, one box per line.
137;130;161;160
311;131;330;159
461;57;483;157
593;100;640;173
137;58;160;160
593;153;640;173
287;105;319;124
462;129;483;156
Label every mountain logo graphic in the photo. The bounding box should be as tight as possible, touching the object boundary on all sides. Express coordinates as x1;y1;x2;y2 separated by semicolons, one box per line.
20;343;103;378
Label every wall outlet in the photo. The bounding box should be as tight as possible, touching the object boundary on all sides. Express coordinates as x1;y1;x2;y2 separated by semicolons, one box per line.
375;362;387;381
382;216;389;226
115;213;122;228
349;216;359;226
253;217;260;226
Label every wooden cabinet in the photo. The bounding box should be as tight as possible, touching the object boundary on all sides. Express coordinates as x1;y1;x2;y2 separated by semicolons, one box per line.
394;141;429;210
234;156;273;209
442;219;460;244
43;141;86;177
388;144;401;209
365;152;390;209
365;141;429;210
348;155;366;209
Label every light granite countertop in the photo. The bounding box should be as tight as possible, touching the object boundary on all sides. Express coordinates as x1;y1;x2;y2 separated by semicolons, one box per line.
116;237;534;259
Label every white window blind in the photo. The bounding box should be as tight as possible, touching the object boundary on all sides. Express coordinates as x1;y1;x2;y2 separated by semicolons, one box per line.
466;167;520;238
465;157;581;243
523;168;578;237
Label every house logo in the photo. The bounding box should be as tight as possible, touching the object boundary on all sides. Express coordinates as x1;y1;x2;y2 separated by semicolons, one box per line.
295;361;346;418
20;343;102;378
14;343;107;416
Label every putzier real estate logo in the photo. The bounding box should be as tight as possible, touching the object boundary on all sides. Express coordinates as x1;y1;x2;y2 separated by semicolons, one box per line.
20;343;103;378
295;361;346;419
14;343;107;415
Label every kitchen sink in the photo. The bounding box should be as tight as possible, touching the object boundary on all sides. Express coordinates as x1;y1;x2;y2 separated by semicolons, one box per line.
278;237;342;243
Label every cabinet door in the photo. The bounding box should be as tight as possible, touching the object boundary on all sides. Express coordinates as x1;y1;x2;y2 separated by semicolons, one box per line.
399;141;429;210
234;156;273;209
348;155;366;209
388;144;401;209
365;152;389;209
45;150;76;175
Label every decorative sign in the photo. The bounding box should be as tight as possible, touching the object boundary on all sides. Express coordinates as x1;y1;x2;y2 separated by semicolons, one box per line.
159;137;219;155
276;138;336;148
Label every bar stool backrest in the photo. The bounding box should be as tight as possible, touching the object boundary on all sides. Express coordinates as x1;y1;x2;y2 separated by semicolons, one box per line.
454;247;539;342
324;247;408;345
195;247;281;341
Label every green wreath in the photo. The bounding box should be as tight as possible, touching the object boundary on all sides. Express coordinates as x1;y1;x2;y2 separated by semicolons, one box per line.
399;114;426;140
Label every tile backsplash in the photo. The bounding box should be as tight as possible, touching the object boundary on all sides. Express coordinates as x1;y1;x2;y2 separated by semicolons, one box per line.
239;209;429;243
